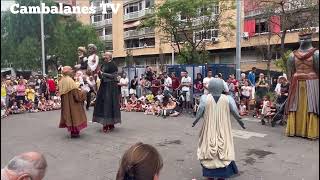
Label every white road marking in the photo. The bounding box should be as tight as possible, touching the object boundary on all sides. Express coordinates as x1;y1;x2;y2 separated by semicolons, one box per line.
232;129;267;139
241;118;261;122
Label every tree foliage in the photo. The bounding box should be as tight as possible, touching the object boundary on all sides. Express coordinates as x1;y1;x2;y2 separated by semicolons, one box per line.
1;0;103;72
275;50;292;73
141;0;236;64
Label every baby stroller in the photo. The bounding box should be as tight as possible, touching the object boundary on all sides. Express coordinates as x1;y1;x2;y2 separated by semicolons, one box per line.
270;97;287;127
261;95;287;127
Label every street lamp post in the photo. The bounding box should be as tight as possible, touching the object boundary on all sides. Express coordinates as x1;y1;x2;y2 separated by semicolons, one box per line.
40;0;46;75
236;0;241;80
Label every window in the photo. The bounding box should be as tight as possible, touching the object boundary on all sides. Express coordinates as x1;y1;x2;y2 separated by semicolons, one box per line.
105;42;113;50
125;38;155;48
194;29;218;41
104;10;112;19
212;5;219;15
105;27;112;35
97;29;104;36
125;3;140;14
255;19;269;33
92;0;102;7
93;14;102;22
145;0;151;8
139;2;142;10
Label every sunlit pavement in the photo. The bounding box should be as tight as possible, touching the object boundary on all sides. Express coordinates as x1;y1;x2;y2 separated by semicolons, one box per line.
1;110;319;180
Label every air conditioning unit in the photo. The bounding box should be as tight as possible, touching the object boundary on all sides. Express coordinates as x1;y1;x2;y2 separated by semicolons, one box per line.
211;37;219;42
242;32;249;39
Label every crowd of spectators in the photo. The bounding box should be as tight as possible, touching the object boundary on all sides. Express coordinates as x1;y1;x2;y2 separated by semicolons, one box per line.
1;75;61;118
1;66;289;124
118;66;289;123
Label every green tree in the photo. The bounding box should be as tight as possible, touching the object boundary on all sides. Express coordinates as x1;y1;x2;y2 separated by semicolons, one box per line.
275;50;292;73
141;0;235;64
1;0;103;72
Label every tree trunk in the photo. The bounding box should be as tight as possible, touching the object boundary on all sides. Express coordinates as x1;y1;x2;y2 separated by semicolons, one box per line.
280;30;287;57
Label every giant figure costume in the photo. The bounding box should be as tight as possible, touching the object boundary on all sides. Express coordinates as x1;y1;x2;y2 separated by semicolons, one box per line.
93;52;121;133
192;78;245;180
87;44;99;75
285;29;319;140
59;66;87;138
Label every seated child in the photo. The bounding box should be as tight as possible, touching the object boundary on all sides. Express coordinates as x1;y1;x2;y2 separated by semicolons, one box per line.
18;100;26;113
130;94;138;104
156;91;164;103
29;102;39;113
38;97;47;111
52;98;61;110
160;98;180;118
239;101;248;116
1;101;8;118
146;93;155;103
24;101;33;111
144;102;154;115
125;100;135;112
10;101;20;114
133;100;144;112
46;98;54;111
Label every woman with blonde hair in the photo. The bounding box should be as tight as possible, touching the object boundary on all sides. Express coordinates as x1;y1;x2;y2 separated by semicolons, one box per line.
116;142;163;180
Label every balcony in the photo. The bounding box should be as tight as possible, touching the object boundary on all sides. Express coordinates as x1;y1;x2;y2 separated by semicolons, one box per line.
244;9;264;18
123;8;154;22
99;34;113;41
124;28;155;39
92;19;112;28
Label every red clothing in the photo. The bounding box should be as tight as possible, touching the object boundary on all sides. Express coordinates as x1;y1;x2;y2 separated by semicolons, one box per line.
151;79;160;95
231;79;239;92
171;77;180;90
47;79;56;93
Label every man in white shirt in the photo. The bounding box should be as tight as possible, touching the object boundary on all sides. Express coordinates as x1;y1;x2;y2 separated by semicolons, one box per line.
218;73;229;94
87;44;99;73
179;70;192;113
203;69;213;94
163;72;172;94
119;73;129;105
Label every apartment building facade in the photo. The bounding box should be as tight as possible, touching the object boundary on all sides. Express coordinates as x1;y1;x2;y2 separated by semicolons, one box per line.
89;0;319;71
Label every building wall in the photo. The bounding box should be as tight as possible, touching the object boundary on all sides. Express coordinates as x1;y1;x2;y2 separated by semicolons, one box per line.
91;0;319;71
75;0;91;25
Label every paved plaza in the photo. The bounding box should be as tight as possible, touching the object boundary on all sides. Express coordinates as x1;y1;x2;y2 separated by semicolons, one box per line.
1;110;319;180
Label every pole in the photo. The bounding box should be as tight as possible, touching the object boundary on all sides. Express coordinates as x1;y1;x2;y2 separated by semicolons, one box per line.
40;0;46;75
171;35;175;65
171;48;174;65
235;0;241;80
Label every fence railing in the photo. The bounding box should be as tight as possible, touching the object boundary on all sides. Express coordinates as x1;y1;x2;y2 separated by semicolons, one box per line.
123;8;154;21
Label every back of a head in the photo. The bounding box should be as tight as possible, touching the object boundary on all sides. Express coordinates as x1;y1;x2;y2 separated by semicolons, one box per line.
208;78;224;96
6;152;47;179
116;142;163;180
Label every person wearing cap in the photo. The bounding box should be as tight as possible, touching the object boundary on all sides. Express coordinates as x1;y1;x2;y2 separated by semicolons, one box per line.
93;52;121;133
58;66;87;138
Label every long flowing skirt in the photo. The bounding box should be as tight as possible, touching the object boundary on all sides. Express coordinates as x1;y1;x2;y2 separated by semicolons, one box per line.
93;81;121;126
286;81;319;139
202;161;238;178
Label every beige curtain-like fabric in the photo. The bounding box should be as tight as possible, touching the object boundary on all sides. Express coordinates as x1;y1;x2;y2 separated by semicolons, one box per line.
197;94;235;169
58;75;79;95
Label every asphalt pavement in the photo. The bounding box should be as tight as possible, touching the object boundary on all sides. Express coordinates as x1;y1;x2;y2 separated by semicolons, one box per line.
1;110;319;180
